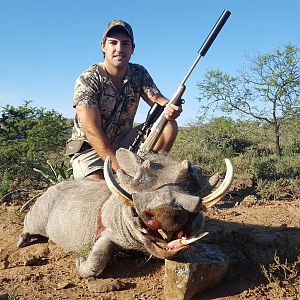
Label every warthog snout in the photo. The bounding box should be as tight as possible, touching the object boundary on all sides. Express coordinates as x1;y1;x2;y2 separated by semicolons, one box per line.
141;204;189;241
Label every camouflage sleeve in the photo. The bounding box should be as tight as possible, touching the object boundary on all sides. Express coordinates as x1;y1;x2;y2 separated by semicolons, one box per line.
140;66;161;102
72;68;101;109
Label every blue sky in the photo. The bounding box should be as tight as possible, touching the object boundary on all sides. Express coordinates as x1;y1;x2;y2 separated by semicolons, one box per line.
0;0;299;126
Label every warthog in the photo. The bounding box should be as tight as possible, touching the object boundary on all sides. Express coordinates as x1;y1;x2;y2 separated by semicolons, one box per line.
17;148;233;278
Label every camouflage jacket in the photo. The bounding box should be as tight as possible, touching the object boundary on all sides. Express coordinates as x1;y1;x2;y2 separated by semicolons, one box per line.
70;62;160;146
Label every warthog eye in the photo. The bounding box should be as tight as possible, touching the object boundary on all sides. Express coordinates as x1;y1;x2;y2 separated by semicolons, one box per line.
145;212;154;220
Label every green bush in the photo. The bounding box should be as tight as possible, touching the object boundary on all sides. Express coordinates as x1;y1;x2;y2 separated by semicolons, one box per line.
171;118;300;200
252;155;300;181
172;118;255;173
256;178;300;200
0;101;71;189
0;172;12;200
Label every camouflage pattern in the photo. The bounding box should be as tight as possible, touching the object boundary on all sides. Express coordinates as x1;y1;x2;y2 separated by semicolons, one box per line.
103;20;134;42
70;62;160;146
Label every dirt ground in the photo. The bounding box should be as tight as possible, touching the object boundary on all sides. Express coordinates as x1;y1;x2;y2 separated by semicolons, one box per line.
0;195;299;300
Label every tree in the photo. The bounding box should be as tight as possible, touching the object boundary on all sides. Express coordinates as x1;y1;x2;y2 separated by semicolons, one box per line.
197;45;300;156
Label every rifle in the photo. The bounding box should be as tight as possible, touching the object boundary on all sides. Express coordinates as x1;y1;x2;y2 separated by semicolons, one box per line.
129;9;231;157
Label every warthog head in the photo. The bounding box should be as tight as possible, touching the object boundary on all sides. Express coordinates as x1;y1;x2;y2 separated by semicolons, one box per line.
104;148;234;259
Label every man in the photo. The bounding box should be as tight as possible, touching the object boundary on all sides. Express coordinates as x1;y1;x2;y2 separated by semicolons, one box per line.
66;20;182;180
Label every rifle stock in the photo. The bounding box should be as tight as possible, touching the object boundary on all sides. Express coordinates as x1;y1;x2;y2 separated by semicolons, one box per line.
135;9;231;158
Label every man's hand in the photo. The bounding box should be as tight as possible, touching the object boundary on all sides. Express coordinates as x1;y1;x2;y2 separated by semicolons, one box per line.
150;93;183;121
164;101;183;121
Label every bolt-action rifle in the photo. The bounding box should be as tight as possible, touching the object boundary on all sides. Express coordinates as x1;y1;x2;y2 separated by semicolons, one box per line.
129;9;231;157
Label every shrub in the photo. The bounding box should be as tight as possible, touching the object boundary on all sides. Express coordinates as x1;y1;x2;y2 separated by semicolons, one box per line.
260;252;300;285
0;172;12;201
171;119;300;200
0;101;71;188
257;178;300;200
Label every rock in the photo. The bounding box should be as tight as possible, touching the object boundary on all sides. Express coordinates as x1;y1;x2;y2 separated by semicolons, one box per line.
56;281;74;290
87;278;127;293
0;259;9;270
240;195;258;207
164;242;228;300
9;244;49;267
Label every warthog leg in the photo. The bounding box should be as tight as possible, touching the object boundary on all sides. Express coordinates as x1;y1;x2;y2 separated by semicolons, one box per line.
76;235;121;278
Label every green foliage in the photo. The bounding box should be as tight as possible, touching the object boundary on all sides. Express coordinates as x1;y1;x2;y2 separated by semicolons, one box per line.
256;178;300;200
0;100;69;154
0;172;12;199
0;101;71;188
171;117;253;173
281;115;300;155
33;160;73;184
200;117;253;155
172;115;300;200
253;156;278;180
259;155;300;179
256;179;289;201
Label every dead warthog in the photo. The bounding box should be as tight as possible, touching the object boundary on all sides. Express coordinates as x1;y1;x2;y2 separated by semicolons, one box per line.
17;148;233;278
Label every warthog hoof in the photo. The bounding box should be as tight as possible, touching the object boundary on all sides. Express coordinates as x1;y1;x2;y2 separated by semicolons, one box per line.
76;257;98;278
17;233;31;248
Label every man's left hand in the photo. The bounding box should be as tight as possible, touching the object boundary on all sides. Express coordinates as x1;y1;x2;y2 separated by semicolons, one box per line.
164;101;184;120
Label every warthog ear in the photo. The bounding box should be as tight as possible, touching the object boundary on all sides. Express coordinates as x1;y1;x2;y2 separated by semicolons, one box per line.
189;165;220;196
116;148;141;177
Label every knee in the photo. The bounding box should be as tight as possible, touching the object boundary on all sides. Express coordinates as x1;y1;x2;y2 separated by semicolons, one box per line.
163;120;178;138
153;120;178;154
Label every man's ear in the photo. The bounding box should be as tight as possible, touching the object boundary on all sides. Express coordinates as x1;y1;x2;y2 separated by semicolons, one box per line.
100;40;105;52
131;42;135;54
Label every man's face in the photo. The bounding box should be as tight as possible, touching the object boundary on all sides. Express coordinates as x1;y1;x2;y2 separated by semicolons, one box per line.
101;32;134;69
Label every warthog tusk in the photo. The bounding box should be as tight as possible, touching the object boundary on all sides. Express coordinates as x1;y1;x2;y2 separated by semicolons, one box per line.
104;156;134;207
158;229;168;240
180;232;209;245
202;158;234;209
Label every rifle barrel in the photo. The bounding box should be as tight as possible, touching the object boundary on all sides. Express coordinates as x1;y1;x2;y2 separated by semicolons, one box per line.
180;9;231;86
198;9;231;57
